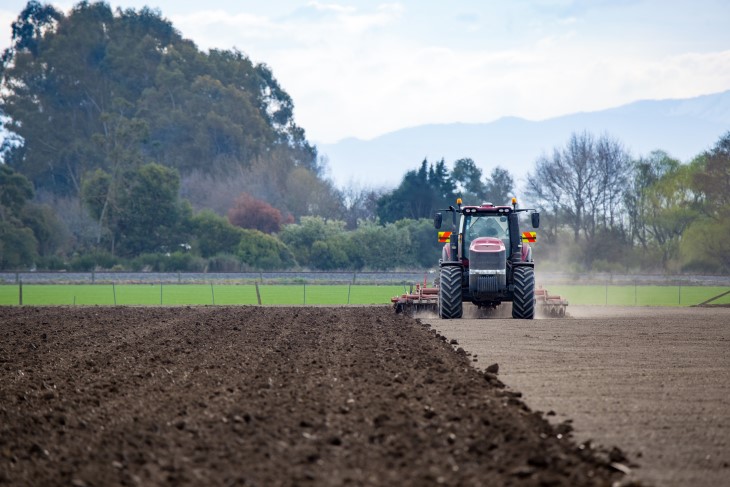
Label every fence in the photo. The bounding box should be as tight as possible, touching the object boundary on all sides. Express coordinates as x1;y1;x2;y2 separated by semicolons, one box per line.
1;282;413;306
0;271;435;285
2;271;730;286
1;271;729;307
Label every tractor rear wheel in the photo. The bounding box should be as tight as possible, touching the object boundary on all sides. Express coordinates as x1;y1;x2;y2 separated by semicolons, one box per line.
512;266;535;319
439;266;463;319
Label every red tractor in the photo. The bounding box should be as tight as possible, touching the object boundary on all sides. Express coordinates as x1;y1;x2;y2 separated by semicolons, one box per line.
433;197;540;319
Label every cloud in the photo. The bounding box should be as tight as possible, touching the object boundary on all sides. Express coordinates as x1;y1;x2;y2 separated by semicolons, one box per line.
307;1;356;14
4;0;725;145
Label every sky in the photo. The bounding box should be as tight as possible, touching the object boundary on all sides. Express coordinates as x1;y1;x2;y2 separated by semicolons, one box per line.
1;0;729;145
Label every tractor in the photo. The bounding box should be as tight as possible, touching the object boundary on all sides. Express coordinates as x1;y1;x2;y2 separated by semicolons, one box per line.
433;197;540;319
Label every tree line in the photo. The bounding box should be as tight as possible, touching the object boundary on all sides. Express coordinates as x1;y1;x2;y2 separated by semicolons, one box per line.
526;131;730;274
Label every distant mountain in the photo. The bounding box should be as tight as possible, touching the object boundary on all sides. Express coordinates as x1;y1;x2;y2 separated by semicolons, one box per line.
318;90;730;189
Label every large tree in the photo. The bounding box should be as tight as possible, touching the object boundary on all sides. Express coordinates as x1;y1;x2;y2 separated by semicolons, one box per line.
377;159;457;223
1;1;317;197
83;162;189;256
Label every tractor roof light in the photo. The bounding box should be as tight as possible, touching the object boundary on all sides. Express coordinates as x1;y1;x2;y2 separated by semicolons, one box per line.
456;197;463;206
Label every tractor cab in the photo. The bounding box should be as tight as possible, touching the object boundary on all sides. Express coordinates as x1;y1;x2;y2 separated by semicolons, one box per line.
392;198;566;319
460;204;514;264
433;198;541;319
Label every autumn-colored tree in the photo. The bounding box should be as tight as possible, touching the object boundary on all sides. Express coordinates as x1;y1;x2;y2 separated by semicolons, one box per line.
228;193;287;234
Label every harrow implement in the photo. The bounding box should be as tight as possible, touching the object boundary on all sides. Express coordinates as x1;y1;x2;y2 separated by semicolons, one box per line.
392;279;568;317
392;279;439;314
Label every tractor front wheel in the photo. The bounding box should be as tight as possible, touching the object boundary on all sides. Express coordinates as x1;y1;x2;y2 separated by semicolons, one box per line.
512;266;535;319
439;266;463;319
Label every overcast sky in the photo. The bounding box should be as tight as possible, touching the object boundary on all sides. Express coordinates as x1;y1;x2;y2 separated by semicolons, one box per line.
2;0;729;144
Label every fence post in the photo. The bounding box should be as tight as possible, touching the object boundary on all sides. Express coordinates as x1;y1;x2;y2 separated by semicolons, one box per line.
255;282;262;305
679;284;681;305
18;280;22;306
211;283;215;305
92;270;95;284
347;284;352;304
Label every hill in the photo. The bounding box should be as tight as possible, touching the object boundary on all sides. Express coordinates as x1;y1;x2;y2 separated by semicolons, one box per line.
319;90;730;188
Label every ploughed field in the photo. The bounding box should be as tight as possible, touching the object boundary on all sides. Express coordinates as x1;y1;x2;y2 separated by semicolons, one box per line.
0;306;625;486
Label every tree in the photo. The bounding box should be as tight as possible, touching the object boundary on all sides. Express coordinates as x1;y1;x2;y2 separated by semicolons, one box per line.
377;159;456;223
341;183;383;229
0;164;34;218
483;167;515;206
0;221;37;269
691;131;730;218
278;217;348;268
394;218;442;268
347;221;415;270
83;162;190;256
2;0;61;59
21;202;67;257
0;165;38;268
451;158;486;202
682;132;730;272
237;229;296;270
228;193;285;234
309;240;350;270
192;210;244;257
116;163;189;256
624;151;678;250
641;161;700;269
1;2;318;197
526;132;631;242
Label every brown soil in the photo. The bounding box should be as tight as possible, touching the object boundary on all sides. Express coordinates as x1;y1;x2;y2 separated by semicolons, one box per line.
0;306;627;486
425;305;730;487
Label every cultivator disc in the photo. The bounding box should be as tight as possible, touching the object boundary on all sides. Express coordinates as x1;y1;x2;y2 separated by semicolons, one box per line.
392;281;569;318
391;280;439;315
534;286;569;317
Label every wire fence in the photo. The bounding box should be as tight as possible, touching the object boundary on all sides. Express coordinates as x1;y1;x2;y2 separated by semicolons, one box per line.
1;272;729;307
0;271;434;285
2;270;730;286
1;283;410;306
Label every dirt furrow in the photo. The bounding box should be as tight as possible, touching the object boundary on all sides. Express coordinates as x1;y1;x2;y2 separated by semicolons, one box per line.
0;306;625;486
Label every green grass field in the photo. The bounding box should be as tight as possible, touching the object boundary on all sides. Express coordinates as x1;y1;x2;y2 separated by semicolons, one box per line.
545;285;730;306
0;283;728;307
0;284;411;306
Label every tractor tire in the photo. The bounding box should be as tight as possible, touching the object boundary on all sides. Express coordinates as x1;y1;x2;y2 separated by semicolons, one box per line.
512;266;535;319
438;266;463;319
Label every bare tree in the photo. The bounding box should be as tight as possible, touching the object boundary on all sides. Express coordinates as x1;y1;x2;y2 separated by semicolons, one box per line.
595;135;632;230
341;182;385;229
526;131;631;242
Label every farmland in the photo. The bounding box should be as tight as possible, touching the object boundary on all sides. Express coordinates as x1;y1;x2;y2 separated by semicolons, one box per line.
1;305;626;486
1;282;728;307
